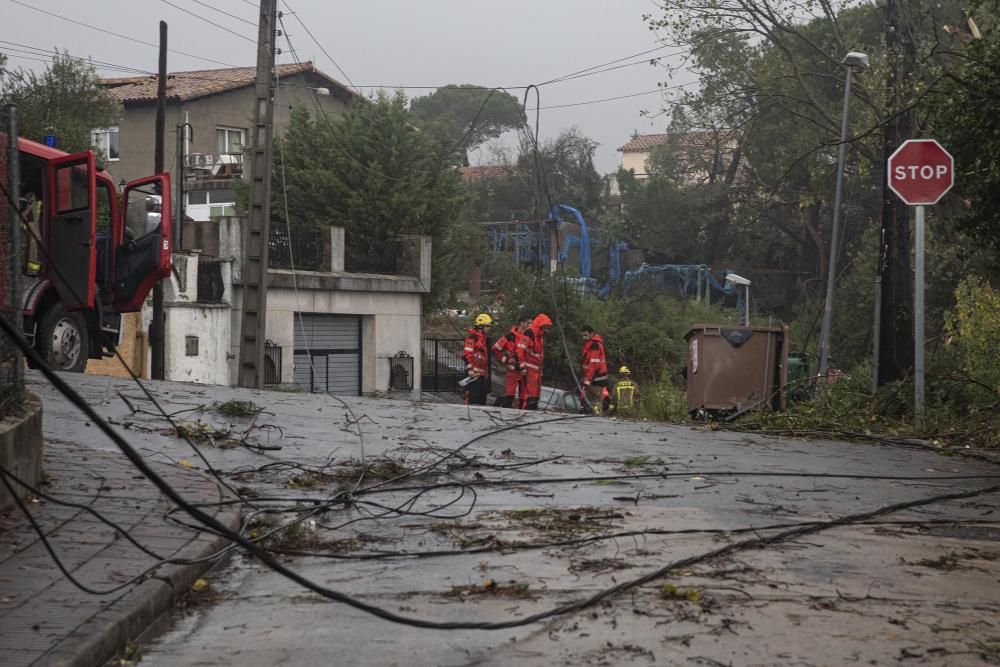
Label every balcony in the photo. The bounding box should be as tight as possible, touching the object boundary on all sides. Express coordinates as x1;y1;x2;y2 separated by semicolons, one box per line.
184;153;244;179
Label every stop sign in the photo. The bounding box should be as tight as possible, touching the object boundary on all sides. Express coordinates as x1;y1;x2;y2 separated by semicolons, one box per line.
888;139;954;205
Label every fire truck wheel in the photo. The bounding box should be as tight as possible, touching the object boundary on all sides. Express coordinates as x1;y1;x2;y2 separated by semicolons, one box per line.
38;304;89;373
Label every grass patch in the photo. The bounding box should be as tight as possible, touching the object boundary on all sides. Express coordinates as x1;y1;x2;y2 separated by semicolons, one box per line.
214;399;262;418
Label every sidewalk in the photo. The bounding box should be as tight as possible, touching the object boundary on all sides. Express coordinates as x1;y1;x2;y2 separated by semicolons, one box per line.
0;437;239;667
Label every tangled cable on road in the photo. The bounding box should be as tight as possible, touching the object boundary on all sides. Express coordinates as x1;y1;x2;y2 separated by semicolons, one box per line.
5;307;1000;630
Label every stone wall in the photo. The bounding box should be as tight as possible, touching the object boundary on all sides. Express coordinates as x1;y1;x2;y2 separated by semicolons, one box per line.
0;392;43;511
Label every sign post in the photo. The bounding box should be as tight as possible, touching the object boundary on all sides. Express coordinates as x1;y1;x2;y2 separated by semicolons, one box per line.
887;139;954;431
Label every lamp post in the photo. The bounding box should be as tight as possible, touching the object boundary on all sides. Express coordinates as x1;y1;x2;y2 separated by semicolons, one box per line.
818;51;869;381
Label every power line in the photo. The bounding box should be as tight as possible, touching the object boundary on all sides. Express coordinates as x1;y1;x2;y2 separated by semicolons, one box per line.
184;0;258;27
525;87;673;111
158;0;256;43
280;0;357;91
8;0;243;68
540;44;683;85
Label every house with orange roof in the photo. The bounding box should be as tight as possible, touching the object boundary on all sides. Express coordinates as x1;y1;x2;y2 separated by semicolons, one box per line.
98;62;354;220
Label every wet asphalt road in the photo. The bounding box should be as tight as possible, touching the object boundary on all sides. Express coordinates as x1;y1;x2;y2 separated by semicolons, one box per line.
27;372;1000;666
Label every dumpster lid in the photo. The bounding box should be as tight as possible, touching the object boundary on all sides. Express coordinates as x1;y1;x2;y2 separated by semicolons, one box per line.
684;324;786;340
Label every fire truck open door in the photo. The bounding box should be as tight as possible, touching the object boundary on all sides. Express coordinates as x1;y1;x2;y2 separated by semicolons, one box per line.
114;174;171;312
48;152;98;310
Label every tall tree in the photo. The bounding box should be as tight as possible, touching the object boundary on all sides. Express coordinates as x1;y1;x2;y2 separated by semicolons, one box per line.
0;51;121;155
272;92;468;306
645;0;968;375
409;85;525;165
929;2;1000;264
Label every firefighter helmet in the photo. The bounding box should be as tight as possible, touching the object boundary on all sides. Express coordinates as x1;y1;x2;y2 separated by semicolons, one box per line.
619;366;631;375
474;313;493;326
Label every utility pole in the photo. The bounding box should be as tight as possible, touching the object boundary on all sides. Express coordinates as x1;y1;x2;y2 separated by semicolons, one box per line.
6;105;23;382
876;0;915;386
150;20;168;380
237;0;277;389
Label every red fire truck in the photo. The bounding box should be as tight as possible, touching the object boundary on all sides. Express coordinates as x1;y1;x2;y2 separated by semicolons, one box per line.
4;135;171;371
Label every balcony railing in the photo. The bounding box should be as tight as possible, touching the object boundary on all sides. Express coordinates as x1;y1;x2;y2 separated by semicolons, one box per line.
269;227;324;271
184;153;244;177
345;235;403;275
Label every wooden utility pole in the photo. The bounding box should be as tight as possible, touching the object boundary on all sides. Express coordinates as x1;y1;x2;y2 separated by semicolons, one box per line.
150;20;168;380
876;0;916;385
237;0;277;388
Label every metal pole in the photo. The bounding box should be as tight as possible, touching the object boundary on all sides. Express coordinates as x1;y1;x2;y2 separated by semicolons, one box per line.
743;285;750;326
871;273;881;391
175;124;190;250
818;65;854;380
150;20;168;380
914;204;925;431
6;105;23;382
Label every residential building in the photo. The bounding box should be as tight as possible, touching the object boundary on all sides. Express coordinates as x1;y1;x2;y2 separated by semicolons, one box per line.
617;133;669;178
617;131;742;185
98;62;354;222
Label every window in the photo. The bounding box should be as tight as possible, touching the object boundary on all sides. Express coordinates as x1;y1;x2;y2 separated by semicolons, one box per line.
186;190;208;206
91;126;120;161
216;127;245;155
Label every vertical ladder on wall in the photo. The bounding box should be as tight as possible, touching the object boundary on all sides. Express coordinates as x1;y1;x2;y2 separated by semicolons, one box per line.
237;0;277;389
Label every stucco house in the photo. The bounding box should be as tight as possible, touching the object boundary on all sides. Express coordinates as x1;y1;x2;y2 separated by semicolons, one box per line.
617;131;742;185
97;62;353;221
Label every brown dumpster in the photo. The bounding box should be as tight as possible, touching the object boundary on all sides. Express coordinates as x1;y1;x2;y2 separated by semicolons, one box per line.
685;324;789;416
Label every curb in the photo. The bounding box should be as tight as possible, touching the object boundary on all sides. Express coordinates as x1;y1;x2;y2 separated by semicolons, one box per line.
34;504;241;667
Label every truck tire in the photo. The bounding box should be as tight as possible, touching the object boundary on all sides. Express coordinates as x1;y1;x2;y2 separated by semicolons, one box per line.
38;304;89;373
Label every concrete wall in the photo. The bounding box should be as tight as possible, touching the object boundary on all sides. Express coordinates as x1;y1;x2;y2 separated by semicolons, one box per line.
106;72;350;184
0;393;43;511
161;252;234;385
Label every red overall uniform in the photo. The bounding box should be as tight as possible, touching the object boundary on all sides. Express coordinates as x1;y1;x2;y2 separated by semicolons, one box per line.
517;314;551;409
580;333;610;413
463;326;490;404
491;327;524;408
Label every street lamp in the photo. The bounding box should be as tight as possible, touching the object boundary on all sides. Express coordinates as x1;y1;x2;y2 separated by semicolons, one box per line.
818;51;869;381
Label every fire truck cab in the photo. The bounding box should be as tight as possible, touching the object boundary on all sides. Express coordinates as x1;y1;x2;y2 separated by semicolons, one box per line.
12;136;172;372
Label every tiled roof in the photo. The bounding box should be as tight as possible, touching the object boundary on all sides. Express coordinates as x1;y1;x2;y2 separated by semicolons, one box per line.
618;133;669;152
100;62;354;105
460;164;518;183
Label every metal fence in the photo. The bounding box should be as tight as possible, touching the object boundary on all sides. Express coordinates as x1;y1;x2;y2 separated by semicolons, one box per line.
0;107;24;418
269;226;324;271
264;340;282;385
197;258;225;303
420;338;465;392
345;234;403;275
388;351;414;391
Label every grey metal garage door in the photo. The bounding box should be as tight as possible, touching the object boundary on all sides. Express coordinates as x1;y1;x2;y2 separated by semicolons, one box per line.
293;314;361;395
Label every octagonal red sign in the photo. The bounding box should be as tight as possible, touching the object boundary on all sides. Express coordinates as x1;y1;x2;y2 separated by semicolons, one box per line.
888;139;954;205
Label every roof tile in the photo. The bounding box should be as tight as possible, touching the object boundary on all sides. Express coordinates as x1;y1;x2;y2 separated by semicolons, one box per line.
100;62;353;105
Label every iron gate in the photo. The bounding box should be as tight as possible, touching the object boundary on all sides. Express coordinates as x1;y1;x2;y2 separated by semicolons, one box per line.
421;338;466;392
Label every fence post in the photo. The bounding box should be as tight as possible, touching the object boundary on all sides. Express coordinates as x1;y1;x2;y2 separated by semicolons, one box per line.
323;226;344;272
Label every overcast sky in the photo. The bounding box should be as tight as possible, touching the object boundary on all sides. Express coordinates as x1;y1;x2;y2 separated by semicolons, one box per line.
2;0;697;173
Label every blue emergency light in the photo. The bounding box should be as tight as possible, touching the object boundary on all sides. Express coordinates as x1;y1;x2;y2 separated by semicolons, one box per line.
43;133;58;148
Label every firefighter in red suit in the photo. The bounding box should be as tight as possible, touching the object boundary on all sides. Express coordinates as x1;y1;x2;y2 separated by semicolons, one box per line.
463;313;492;405
491;313;531;408
517;313;552;410
579;324;610;414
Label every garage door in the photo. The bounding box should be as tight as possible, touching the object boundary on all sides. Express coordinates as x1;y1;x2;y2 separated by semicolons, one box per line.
293;314;361;395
